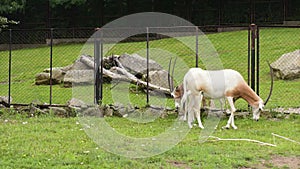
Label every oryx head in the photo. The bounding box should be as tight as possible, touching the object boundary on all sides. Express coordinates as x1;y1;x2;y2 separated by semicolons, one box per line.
253;62;274;121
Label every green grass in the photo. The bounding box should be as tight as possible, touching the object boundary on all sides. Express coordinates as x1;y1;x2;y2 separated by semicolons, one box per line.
1;28;299;107
0;28;299;168
0;110;299;168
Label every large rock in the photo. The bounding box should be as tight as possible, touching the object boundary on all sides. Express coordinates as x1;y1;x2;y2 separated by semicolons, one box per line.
118;53;163;75
148;70;171;89
35;55;93;86
271;50;300;80
67;98;88;108
0;96;12;106
35;68;66;85
69;55;94;70
63;70;94;87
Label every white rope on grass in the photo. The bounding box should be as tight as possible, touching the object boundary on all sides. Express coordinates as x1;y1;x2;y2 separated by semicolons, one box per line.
208;133;300;147
272;133;300;145
208;136;277;147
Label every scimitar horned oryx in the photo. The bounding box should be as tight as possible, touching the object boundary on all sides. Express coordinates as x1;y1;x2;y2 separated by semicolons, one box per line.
168;59;274;129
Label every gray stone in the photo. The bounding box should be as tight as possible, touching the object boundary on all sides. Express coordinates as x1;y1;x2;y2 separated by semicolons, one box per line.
69;56;94;70
0;96;12;104
271;50;300;80
118;53;163;75
67;98;88;108
148;70;171;89
29;104;46;116
100;105;113;117
35;68;66;85
50;107;67;117
82;107;103;117
35;73;51;85
35;55;93;86
63;70;94;87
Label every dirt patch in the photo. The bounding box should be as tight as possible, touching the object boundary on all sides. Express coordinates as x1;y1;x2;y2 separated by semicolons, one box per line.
167;160;191;169
243;156;300;169
268;156;300;169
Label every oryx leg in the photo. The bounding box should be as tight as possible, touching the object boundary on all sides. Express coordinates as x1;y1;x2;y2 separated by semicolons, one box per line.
194;94;204;129
223;97;238;129
179;101;186;121
187;94;195;128
219;98;224;112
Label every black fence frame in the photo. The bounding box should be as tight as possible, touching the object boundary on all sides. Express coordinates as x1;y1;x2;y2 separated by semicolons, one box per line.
3;25;299;108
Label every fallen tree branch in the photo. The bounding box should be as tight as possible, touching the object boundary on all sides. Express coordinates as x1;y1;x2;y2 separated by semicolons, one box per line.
272;133;300;145
79;55;171;95
111;67;170;94
113;55;126;69
208;136;277;147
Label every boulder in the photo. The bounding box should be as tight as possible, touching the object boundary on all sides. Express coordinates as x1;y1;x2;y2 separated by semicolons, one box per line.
118;53;163;75
271;50;300;80
35;55;93;86
67;98;88;108
49;107;67;117
0;96;12;107
35;68;66;85
148;70;171;89
69;55;94;70
63;70;94;87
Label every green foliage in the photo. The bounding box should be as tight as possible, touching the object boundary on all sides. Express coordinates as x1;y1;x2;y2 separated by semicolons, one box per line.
0;0;26;14
0;0;23;29
50;0;87;8
0;16;19;30
2;0;299;29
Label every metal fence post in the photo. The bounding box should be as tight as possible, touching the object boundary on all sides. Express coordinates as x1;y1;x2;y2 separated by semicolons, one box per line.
8;29;12;106
100;36;103;104
250;24;256;92
49;28;53;105
146;27;149;106
249;24;260;96
247;26;251;86
256;26;260;96
94;29;101;105
195;26;199;68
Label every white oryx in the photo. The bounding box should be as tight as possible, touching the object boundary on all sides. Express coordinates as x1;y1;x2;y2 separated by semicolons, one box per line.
180;67;273;129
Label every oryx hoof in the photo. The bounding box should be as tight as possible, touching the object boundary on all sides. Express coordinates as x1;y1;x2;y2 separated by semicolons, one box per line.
222;125;230;130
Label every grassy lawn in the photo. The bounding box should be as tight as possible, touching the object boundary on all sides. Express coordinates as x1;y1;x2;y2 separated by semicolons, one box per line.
0;110;299;168
0;28;299;168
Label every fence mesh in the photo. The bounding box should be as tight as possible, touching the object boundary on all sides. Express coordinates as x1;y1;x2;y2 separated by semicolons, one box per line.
0;26;299;109
259;27;300;108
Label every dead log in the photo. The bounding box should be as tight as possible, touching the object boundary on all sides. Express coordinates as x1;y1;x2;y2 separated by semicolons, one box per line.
79;55;171;95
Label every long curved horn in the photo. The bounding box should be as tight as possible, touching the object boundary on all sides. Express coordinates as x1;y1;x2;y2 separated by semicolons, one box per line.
171;56;177;91
168;57;173;92
264;61;274;105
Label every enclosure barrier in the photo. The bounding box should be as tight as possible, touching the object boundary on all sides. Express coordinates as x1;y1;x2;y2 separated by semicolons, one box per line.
0;26;299;108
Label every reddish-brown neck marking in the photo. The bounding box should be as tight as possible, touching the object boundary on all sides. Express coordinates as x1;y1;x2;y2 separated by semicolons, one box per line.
226;83;261;107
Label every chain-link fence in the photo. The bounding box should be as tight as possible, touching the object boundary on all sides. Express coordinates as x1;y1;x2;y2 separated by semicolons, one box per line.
258;26;300;108
0;26;299;108
0;28;95;105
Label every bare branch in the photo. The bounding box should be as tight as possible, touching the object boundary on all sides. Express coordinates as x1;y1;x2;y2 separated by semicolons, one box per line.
272;133;300;145
208;136;277;147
